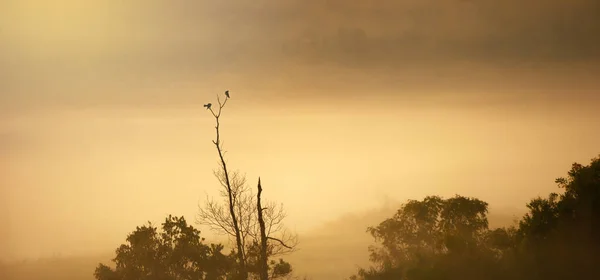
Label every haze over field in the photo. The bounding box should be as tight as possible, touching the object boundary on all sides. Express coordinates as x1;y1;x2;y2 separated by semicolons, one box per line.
1;1;599;279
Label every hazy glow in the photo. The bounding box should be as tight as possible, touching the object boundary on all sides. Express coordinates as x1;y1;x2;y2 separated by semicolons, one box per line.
1;0;599;269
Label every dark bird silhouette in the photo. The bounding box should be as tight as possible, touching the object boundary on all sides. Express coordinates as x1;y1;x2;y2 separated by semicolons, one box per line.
225;90;230;98
204;103;212;109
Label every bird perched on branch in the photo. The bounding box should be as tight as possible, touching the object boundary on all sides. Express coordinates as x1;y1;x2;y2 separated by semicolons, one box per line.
225;90;230;98
203;103;212;109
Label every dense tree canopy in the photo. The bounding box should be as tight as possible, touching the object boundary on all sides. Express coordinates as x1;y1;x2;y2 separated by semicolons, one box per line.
514;155;600;280
352;195;513;280
352;155;600;280
93;215;294;280
94;215;234;280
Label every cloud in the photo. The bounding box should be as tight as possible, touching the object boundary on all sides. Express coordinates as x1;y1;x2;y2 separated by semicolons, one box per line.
1;0;599;111
279;0;600;67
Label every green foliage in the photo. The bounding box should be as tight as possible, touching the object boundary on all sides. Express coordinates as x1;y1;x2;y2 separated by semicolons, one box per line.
514;155;600;280
94;215;235;280
358;195;507;280
352;154;600;280
269;259;292;279
244;241;293;279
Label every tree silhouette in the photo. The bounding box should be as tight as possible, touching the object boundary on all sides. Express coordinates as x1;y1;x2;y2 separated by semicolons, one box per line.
94;215;233;280
201;92;247;279
514;154;600;280
351;154;600;280
351;195;514;280
197;91;297;280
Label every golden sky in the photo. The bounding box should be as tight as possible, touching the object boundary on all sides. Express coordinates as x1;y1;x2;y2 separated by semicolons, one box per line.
1;0;599;261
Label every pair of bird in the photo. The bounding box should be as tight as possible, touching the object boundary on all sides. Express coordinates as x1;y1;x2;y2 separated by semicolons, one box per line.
204;90;230;109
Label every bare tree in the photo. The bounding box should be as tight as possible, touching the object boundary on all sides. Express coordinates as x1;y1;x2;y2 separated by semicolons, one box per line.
197;91;298;279
200;94;247;279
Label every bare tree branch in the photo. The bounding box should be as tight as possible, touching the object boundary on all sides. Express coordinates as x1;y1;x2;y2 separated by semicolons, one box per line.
204;92;246;279
197;90;298;279
268;237;293;250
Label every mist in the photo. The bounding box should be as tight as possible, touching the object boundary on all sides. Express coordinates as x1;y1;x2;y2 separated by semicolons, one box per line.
1;0;600;279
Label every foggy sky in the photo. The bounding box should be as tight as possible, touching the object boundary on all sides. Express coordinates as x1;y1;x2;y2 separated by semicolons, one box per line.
2;0;599;111
1;0;600;262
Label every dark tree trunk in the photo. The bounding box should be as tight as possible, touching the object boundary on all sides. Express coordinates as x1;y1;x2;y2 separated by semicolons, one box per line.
257;177;269;280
